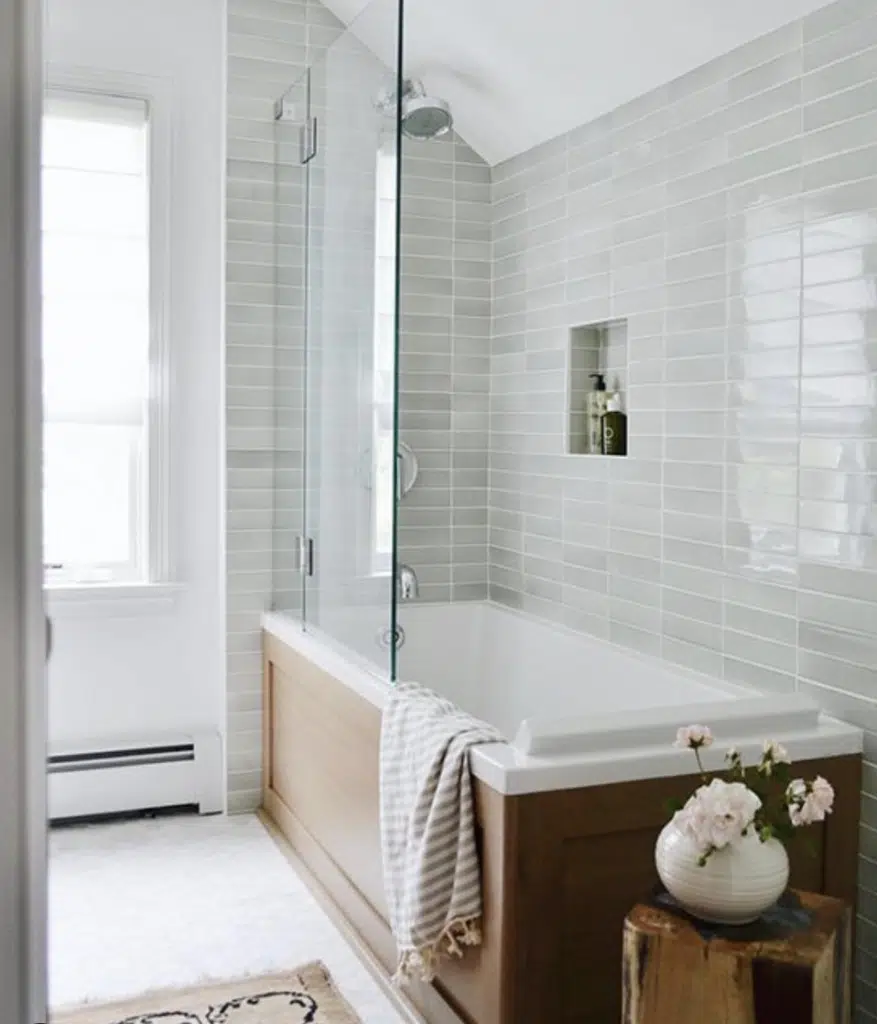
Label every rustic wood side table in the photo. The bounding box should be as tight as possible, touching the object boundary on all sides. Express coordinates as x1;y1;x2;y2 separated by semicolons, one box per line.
622;888;851;1024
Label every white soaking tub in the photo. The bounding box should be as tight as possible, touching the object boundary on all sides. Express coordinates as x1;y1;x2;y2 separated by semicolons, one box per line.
262;600;861;795
261;599;863;1024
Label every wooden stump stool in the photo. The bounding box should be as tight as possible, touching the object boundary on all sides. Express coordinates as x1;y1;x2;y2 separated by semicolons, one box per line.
622;888;851;1024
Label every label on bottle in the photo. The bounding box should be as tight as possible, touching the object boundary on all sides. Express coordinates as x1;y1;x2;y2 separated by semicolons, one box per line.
602;411;626;455
587;393;607;454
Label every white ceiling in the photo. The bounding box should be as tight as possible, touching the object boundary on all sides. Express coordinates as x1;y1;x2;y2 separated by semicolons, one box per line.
322;0;833;166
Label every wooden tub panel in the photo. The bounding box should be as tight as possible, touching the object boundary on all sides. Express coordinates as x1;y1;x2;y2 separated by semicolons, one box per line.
263;631;861;1024
264;634;385;917
433;781;515;1024
510;754;860;1024
263;633;505;1024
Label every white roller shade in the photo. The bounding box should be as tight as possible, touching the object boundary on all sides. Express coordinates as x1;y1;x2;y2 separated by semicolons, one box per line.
42;90;150;427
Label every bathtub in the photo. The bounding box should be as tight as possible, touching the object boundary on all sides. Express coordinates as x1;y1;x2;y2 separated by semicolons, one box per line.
261;601;862;1024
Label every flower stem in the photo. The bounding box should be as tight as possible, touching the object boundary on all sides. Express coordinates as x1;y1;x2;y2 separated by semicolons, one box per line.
694;748;708;784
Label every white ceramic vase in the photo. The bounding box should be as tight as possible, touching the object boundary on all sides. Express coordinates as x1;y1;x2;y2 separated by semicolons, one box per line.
655;821;789;925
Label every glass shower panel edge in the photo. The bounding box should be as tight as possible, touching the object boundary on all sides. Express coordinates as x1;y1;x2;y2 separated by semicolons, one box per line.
271;71;309;624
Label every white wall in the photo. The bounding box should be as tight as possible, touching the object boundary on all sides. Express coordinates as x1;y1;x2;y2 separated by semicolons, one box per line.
45;0;226;775
321;0;835;165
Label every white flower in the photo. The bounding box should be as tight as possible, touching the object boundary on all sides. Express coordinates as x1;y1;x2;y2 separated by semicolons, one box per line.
674;724;714;751
760;739;791;775
787;778;807;800
673;777;762;856
786;777;834;827
786;778;811;826
763;739;790;763
786;778;807;824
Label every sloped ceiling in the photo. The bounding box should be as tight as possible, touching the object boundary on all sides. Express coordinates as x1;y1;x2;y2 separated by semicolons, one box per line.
322;0;832;166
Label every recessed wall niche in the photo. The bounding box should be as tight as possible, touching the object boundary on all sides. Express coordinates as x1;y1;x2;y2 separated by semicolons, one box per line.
567;319;628;456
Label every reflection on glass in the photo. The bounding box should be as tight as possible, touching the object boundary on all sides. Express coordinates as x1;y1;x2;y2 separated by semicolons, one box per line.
371;143;398;575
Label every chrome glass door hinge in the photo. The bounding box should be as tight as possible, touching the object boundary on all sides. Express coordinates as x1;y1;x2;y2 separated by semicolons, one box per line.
299;117;318;164
296;536;315;577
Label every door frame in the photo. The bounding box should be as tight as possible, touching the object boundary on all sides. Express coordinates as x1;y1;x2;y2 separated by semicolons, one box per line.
0;0;46;1019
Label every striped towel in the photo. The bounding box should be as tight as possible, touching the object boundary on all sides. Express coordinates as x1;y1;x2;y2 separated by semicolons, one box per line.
379;681;502;984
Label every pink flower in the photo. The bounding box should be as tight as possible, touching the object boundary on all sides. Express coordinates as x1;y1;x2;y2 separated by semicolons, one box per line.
674;778;762;856
674;724;714;751
810;776;834;817
786;777;834;827
789;800;815;827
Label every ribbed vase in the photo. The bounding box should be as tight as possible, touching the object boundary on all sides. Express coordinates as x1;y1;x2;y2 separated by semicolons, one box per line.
655;821;789;925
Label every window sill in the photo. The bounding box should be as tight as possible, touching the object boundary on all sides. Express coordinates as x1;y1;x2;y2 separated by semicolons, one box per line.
46;582;182;618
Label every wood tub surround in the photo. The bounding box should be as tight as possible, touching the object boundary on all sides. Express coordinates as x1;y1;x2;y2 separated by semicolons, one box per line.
262;631;862;1024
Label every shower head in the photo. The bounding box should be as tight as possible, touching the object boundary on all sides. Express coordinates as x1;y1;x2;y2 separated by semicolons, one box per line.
375;78;454;140
402;91;453;140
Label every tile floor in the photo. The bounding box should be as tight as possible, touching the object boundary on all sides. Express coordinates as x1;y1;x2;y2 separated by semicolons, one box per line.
49;812;406;1022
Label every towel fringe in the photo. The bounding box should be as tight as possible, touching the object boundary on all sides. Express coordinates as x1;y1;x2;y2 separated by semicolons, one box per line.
392;916;483;986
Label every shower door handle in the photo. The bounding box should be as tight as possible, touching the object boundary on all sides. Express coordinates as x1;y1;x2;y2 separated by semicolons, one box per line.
299;117;318;165
296;536;315;577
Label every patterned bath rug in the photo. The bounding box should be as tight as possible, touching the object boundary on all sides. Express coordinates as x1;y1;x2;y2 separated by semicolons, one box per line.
52;961;362;1024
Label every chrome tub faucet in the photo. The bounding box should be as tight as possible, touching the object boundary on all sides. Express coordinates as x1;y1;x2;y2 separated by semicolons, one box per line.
397;563;419;601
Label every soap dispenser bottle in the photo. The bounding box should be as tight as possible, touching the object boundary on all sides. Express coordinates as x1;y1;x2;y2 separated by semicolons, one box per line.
602;391;627;456
586;373;608;454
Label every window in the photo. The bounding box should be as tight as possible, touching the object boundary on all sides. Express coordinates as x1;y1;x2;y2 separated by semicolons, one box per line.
42;91;155;586
369;143;397;575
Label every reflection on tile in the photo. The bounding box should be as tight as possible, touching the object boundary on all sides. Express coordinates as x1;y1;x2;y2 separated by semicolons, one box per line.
486;0;877;828
723;656;796;695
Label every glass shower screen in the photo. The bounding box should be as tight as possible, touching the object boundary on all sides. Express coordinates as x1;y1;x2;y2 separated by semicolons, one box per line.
272;1;403;680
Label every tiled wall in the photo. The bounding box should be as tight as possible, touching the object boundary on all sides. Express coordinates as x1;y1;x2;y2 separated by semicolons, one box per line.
226;0;344;812
488;1;877;1015
229;0;877;1004
294;122;492;631
397;133;491;602
226;0;491;806
288;31;396;653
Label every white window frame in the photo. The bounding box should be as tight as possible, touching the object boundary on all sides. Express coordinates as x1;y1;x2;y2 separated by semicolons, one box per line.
43;66;172;597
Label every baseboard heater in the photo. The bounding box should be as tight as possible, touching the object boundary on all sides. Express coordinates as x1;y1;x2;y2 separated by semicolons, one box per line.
48;731;223;821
